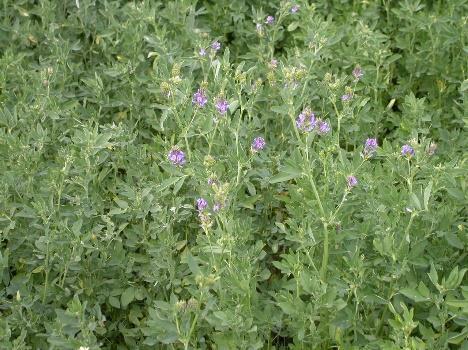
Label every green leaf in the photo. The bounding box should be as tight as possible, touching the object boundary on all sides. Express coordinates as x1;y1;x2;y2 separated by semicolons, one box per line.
445;233;464;249
400;288;428;302
238;194;262;209
121;287;135;308
114;198;129;209
448;329;468;344
71;219;82;236
183;250;200;275
172;176;186;195
278;301;296;315
423;181;433;211
109;296;120;309
155;177;182;193
287;22;299;31
445;299;468;309
460;79;468;92
271;105;289;114
417;281;431;298
31;265;44;274
428;263;439;289
270;165;303;184
410;193;421;211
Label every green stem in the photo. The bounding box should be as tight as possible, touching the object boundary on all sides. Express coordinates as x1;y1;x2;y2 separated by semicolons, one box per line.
377;280;395;336
398;213;416;254
60;246;75;288
208;121;218;155
184;109;198;159
307;171;329;281
185;291;204;349
320;223;329;281
331;100;344;164
288;98;330;281
235;93;244;186
185;313;199;350
43;225;51;304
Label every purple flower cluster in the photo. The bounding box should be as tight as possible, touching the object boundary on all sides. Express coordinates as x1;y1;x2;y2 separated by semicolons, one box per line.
401;144;415;157
251;137;266;152
291;5;300;13
199;48;206;57
213;202;222;212
168;148;186;166
196;198;208;211
347;175;358;188
192;88;208;108
215;99;229;115
363;138;378;157
196;196;224;214
265;16;275;24
341;93;353;102
317;120;331;135
295;109;330;135
296;109;316;132
211;41;221;52
269;59;278;69
352;66;363;80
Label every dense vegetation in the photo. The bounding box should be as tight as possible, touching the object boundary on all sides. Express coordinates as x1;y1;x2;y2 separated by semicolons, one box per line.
0;0;467;349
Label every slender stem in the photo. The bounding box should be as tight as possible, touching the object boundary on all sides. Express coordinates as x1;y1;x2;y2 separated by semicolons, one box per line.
288;98;330;281
331;100;341;143
269;11;285;59
320;223;329;281
377;280;395;336
307;170;329;280
398;213;416;254
308;172;325;217
184;109;198;159
43;225;51;303
235;93;244;186
185;291;204;349
330;160;365;221
60;246;75;288
330;190;349;222
331;100;344;164
407;158;413;193
185;313;199;350
208;121;218;155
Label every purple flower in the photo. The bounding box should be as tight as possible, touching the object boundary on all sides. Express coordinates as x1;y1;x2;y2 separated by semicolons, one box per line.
352;66;363;80
269;59;278;69
265;16;274;24
168;148;186;166
291;5;300;13
196;198;208;211
295;110;316;132
215;99;229;115
401;144;415;157
199;48;206;56
192;88;208;108
347;175;358;188
211;41;221;51
213;202;222;213
251;136;266;152
363;138;378;157
341;93;353;102
317;120;331;135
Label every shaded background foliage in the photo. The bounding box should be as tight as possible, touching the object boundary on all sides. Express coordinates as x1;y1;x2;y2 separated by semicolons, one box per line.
0;0;467;349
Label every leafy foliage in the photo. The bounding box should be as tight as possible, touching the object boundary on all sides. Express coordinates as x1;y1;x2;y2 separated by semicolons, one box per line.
0;0;467;349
